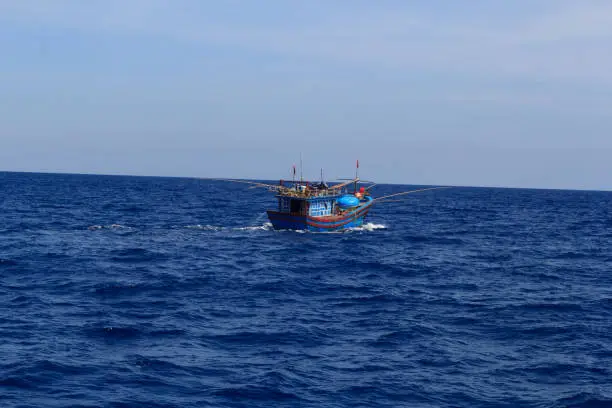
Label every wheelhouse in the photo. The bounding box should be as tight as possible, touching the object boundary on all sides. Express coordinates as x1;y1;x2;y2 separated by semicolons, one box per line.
277;195;337;217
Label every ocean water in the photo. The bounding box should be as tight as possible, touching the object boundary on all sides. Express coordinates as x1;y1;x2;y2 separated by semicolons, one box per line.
0;171;610;408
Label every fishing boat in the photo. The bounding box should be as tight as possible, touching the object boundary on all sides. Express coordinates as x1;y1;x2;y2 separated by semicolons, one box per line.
266;178;373;232
217;161;448;232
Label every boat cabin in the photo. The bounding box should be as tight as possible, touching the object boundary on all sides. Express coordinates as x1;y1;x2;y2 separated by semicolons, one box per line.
277;196;337;217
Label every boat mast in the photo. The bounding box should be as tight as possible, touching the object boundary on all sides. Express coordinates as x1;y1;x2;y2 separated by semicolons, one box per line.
354;159;359;193
300;152;303;183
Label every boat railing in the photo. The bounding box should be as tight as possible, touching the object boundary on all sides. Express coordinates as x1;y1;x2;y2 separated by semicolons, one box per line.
274;188;340;199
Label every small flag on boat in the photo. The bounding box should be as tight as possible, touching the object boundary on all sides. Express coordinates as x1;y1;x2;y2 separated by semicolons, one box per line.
356;159;359;169
292;165;296;176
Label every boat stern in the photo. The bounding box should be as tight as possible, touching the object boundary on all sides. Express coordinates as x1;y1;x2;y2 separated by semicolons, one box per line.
266;211;308;230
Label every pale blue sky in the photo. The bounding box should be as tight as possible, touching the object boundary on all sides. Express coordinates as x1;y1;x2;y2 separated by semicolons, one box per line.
1;1;611;189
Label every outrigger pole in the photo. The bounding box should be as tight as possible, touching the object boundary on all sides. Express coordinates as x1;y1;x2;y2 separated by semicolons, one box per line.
373;186;451;202
212;178;285;192
328;177;359;191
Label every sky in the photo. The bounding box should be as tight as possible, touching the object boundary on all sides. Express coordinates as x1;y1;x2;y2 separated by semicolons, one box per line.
1;0;611;190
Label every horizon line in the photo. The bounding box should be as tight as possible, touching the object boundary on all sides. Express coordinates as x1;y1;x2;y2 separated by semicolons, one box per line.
1;169;610;193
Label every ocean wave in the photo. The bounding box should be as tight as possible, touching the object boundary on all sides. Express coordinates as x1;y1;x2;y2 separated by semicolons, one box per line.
213;386;302;402
400;234;464;244
348;222;387;232
551;392;612;408
0;258;17;267
109;247;167;262
367;325;440;347
93;282;140;295
234;222;273;231
183;222;384;234
205;330;311;347
99;326;143;339
0;359;92;390
185;223;274;232
87;224;136;232
185;224;224;231
84;324;188;342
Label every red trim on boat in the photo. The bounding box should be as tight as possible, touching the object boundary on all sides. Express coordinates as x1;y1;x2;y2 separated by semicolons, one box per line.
306;208;370;229
268;199;373;230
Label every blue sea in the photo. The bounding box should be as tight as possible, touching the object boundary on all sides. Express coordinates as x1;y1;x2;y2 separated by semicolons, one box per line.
0;171;610;408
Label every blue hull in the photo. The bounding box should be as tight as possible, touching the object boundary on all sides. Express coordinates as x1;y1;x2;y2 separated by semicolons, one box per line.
267;197;373;232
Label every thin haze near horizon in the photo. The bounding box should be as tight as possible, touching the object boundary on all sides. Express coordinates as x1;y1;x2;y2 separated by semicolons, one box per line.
1;1;611;190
